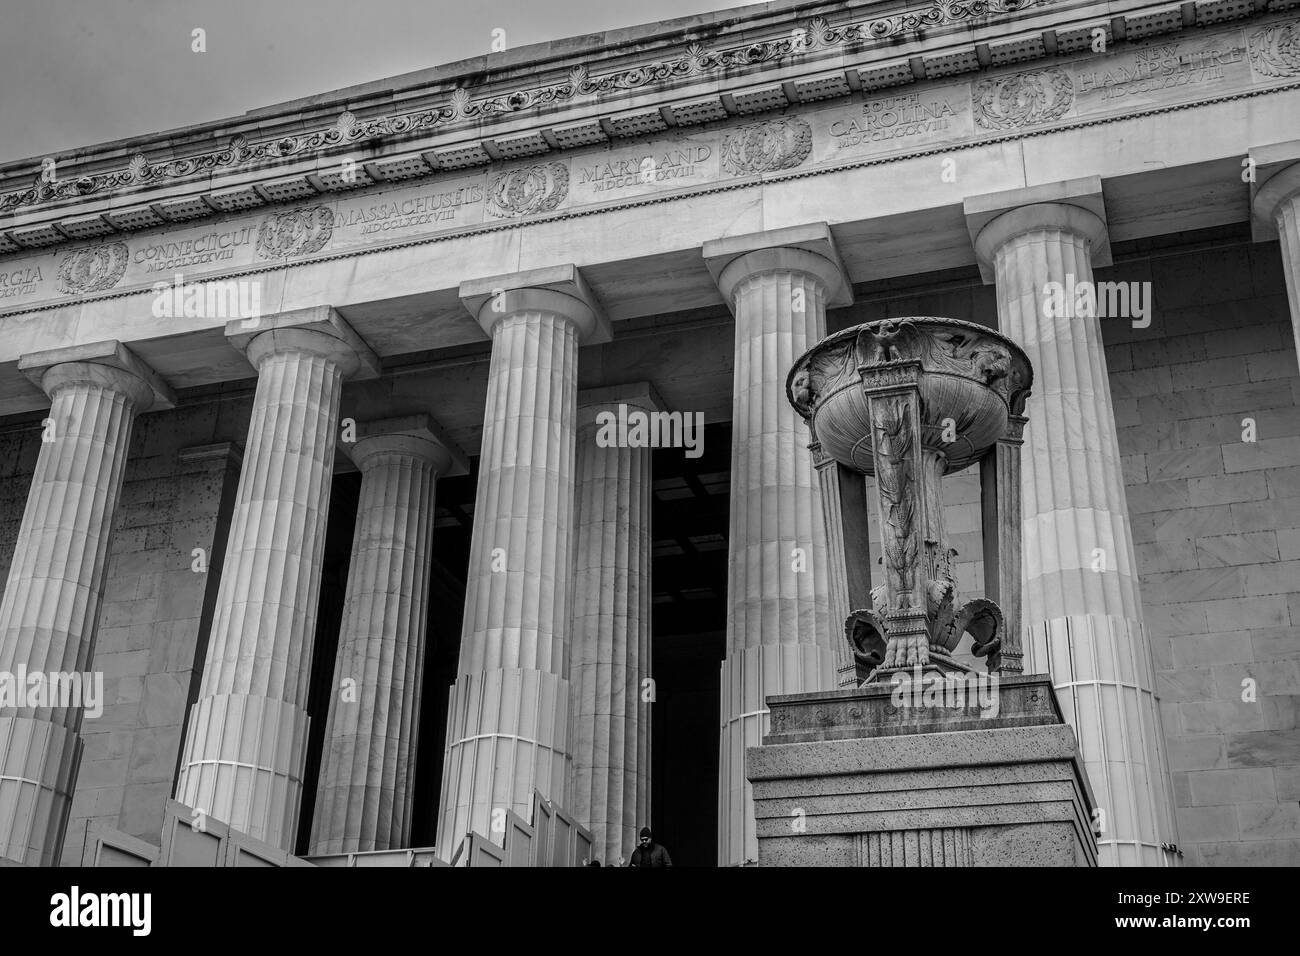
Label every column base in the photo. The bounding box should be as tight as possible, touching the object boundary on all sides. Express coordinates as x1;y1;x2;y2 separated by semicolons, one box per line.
0;717;82;866
438;668;571;857
175;693;310;851
746;674;1098;866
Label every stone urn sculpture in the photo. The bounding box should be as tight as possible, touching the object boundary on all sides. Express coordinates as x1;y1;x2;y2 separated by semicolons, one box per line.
787;317;1033;684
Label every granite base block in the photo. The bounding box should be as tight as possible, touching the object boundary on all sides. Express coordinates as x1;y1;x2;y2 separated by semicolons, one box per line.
746;673;1099;866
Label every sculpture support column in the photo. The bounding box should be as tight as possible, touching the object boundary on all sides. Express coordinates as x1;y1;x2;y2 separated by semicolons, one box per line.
967;182;1178;866
309;416;466;856
703;223;853;866
437;266;610;858
811;443;873;688
1249;143;1300;371
980;415;1027;674
570;383;657;865
0;342;167;866
176;307;375;850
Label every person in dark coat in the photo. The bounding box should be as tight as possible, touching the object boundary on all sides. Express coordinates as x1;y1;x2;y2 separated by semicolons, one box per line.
628;827;672;867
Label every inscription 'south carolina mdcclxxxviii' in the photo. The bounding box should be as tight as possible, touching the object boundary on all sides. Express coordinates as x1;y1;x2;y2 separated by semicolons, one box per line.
56;241;129;294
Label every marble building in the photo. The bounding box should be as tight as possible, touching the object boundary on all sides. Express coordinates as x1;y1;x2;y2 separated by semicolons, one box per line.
0;0;1298;868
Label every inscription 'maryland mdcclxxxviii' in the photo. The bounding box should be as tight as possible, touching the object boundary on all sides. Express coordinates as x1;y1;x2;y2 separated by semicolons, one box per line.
578;146;713;191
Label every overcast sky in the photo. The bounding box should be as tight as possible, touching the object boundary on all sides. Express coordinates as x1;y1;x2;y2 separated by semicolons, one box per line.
0;0;767;166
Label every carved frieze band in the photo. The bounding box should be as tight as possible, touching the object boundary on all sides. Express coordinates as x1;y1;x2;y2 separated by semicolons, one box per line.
2;18;1298;310
0;0;1054;213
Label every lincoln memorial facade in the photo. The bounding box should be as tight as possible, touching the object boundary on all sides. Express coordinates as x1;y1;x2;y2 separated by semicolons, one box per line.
0;0;1298;868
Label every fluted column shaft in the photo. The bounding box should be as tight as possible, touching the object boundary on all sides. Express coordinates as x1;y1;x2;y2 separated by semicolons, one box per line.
309;424;460;856
177;319;365;850
571;390;654;864
0;353;155;866
711;242;846;867
437;276;607;858
976;202;1177;866
1253;164;1300;369
1278;193;1300;365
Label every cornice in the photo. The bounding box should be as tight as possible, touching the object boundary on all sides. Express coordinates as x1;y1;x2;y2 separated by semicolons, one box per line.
0;0;1295;251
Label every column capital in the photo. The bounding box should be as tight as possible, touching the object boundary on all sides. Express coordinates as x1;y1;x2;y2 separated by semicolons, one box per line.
702;222;853;310
460;264;612;345
342;413;469;477
225;305;380;380
964;176;1111;284
577;381;669;430
1249;140;1300;242
18;339;174;412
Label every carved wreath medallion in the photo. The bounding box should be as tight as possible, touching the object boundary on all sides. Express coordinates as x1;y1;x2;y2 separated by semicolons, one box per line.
1248;19;1300;78
973;67;1074;131
720;118;813;175
256;205;335;260
485;162;569;218
57;241;129;295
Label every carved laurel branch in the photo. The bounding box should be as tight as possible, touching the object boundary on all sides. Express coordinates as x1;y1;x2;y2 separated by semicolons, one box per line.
0;0;1046;214
874;397;918;596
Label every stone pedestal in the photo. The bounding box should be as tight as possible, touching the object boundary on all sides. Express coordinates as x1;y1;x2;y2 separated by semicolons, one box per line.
308;416;466;856
703;223;853;867
436;265;610;859
0;342;170;866
176;307;377;851
747;674;1098;866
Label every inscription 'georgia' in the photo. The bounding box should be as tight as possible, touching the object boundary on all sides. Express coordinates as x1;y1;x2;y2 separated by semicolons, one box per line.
578;146;711;192
0;266;42;299
338;185;484;233
829;93;957;147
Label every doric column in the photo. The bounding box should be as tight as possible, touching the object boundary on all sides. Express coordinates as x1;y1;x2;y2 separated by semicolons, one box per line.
1250;141;1300;370
176;306;377;851
436;265;610;859
0;341;170;866
308;416;466;856
966;179;1178;866
570;383;658;865
702;223;853;867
